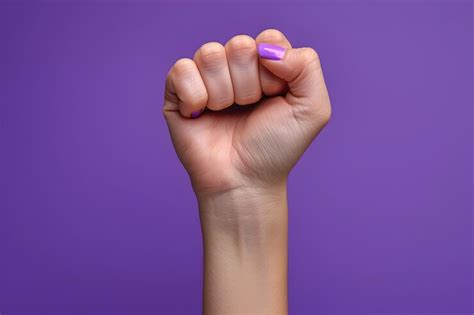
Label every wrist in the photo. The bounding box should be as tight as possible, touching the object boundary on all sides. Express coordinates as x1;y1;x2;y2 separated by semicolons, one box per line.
197;180;288;240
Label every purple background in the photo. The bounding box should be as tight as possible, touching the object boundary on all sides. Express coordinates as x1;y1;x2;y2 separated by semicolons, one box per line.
0;2;472;314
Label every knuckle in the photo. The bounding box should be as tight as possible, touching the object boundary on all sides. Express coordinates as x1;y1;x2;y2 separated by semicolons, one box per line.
226;35;256;54
256;28;286;43
300;47;320;66
319;105;332;125
171;58;196;78
195;42;226;66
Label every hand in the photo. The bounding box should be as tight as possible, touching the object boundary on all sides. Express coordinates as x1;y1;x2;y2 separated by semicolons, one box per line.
163;29;331;198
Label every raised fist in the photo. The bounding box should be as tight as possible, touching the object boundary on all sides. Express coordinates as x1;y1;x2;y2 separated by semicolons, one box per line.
163;29;331;197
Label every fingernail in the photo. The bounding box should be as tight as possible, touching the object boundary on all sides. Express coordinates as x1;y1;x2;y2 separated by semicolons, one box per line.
190;109;202;119
258;43;286;60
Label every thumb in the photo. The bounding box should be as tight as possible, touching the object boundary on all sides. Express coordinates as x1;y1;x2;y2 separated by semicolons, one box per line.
258;43;331;123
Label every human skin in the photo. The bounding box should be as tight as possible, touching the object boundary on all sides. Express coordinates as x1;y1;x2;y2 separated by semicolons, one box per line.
163;29;331;315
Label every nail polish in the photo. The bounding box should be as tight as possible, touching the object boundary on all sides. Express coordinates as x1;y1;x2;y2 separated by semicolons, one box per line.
258;43;286;60
190;109;202;119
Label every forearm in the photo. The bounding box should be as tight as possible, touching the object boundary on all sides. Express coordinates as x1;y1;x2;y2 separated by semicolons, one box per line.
197;183;288;315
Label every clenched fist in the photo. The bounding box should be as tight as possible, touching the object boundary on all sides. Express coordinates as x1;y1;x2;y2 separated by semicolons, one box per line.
163;29;331;197
163;29;331;315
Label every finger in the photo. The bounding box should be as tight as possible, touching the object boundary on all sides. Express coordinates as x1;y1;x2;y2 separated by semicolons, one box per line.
193;42;234;111
255;29;292;96
165;58;208;118
258;45;331;124
225;35;261;105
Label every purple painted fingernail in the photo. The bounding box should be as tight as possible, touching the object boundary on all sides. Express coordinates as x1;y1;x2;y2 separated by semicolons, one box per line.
190;109;202;119
258;43;286;60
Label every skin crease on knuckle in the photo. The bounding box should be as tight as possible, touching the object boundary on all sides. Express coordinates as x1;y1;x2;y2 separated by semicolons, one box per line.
195;42;227;72
301;47;320;68
226;35;255;59
171;58;195;78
